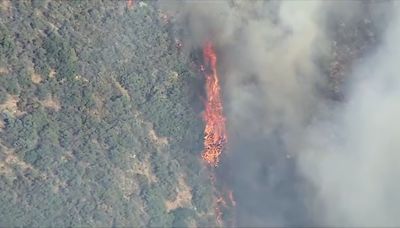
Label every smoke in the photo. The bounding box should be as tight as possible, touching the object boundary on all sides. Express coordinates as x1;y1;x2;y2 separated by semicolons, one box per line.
159;0;398;226
300;2;400;226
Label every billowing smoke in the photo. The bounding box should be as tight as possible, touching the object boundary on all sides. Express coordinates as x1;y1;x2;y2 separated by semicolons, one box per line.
300;2;400;226
160;0;398;226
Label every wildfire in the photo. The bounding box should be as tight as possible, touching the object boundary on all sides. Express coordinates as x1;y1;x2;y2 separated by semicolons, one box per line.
210;173;228;226
200;41;235;227
201;41;227;166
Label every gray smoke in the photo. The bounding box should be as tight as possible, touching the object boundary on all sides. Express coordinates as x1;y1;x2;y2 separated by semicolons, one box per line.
159;0;399;226
300;2;400;226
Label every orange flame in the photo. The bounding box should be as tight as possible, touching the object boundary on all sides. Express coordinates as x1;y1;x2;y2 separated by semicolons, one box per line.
202;41;227;167
210;173;227;226
201;41;235;227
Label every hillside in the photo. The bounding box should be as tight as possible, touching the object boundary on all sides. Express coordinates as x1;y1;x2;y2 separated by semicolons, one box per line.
0;1;214;226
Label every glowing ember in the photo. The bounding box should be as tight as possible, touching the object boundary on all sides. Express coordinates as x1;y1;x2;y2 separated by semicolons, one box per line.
209;173;227;226
202;41;227;166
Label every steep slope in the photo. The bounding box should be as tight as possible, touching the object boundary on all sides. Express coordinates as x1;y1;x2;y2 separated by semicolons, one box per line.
0;1;214;226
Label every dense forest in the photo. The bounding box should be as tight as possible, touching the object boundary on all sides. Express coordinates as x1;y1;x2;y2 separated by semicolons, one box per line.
0;0;216;226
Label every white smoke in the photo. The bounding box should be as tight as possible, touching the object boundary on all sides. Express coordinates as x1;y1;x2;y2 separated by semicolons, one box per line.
299;3;400;226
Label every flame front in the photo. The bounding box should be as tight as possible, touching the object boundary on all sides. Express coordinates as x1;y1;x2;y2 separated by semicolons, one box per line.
201;41;234;227
202;42;227;166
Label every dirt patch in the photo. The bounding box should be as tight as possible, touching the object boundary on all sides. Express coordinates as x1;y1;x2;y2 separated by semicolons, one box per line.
117;154;157;199
165;175;193;212
74;75;89;83
126;109;168;147
40;95;61;111
31;72;42;84
89;94;105;119
0;0;11;14
49;69;56;78
134;159;157;183
0;142;62;193
51;177;67;193
0;95;18;111
169;71;179;81
47;21;59;31
0;95;25;117
4;153;33;171
148;128;169;146
0;144;35;179
0;67;9;75
113;79;130;98
116;167;140;199
60;150;74;162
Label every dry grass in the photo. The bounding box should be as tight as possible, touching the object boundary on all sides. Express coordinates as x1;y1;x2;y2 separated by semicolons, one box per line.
117;154;157;201
113;78;130;98
148;128;168;146
49;69;56;78
89;94;105;119
134;158;157;183
40;95;61;111
116;167;140;199
0;145;34;179
0;0;11;15
0;95;25;117
31;72;42;84
0;67;9;75
165;175;193;212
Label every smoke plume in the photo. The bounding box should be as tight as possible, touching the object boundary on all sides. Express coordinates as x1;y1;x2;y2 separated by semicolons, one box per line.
300;2;400;226
160;0;398;226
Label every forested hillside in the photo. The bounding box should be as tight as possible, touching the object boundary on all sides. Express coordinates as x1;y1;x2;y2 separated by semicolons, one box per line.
0;0;214;226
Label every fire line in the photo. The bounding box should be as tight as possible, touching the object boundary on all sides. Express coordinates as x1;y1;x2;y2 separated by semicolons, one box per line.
201;41;235;227
201;41;227;167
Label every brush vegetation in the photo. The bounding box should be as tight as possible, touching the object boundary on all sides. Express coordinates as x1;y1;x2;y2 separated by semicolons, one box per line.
0;0;215;226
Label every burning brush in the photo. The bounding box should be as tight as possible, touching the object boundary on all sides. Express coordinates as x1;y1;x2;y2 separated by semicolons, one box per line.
200;41;235;227
201;41;227;167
